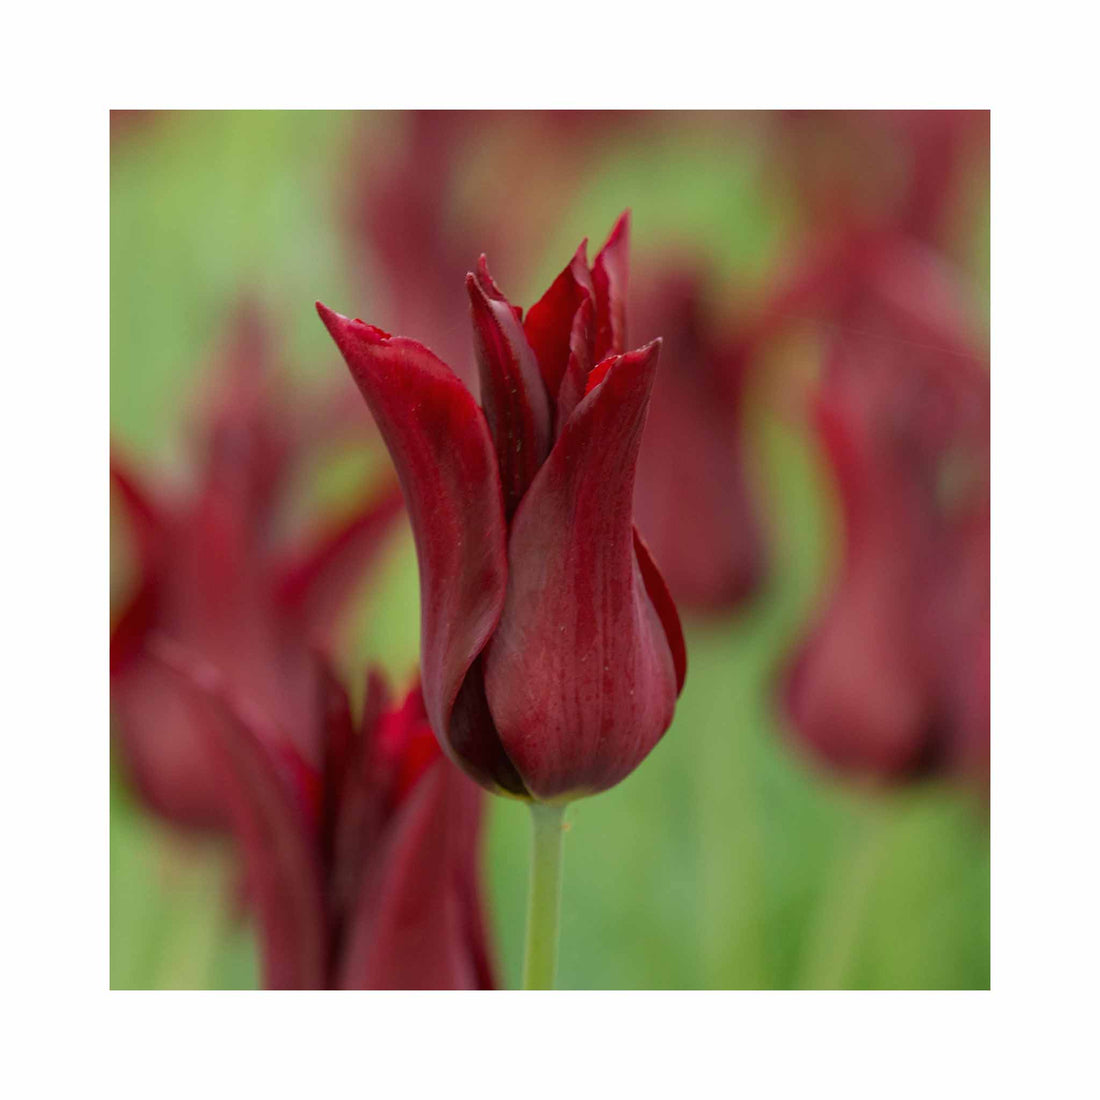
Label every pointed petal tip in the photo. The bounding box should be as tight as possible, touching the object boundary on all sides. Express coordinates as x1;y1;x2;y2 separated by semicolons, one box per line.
465;270;485;304
316;302;392;345
584;340;662;396
604;209;631;246
618;339;662;378
474;255;506;300
592;215;631;359
315;299;341;331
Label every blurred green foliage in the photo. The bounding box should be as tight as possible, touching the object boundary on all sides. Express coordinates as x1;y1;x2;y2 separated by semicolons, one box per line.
110;111;989;989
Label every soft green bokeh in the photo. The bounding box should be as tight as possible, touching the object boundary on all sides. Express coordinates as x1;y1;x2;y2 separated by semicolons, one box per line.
110;111;989;990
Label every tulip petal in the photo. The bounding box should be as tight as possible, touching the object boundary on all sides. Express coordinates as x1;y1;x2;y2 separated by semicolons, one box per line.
554;297;595;435
327;670;390;932
316;303;524;795
466;263;552;518
111;650;234;831
455;803;499;990
522;240;595;402
783;388;938;778
338;759;489;989
483;340;679;800
783;571;937;778
317;657;358;872
592;211;630;361
110;450;167;567
152;638;329;989
633;528;687;693
109;451;166;677
109;574;160;678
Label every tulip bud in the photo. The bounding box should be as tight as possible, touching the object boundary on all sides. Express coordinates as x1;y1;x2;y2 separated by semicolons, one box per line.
318;213;686;801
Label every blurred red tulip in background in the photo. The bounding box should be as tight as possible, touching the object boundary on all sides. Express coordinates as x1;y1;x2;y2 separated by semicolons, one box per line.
781;233;989;784
157;643;496;989
110;303;404;831
633;267;768;613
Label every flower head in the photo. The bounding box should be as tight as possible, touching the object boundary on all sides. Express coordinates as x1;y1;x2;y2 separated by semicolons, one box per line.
110;304;404;829
156;642;495;989
318;214;686;802
781;237;989;783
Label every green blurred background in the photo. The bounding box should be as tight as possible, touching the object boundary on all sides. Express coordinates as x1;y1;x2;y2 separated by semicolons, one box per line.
110;110;989;989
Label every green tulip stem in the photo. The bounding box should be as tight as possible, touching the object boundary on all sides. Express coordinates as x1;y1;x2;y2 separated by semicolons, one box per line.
522;801;568;990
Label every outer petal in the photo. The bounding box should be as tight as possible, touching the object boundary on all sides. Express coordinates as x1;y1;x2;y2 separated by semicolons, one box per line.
111;651;235;831
455;790;500;990
110;451;166;675
327;670;390;934
337;758;493;989
522;239;595;402
592;211;630;361
317;657;359;875
483;341;680;800
782;391;937;779
110;450;167;569
316;304;523;795
109;573;160;678
633;529;686;694
466;264;552;517
152;638;329;989
783;567;937;779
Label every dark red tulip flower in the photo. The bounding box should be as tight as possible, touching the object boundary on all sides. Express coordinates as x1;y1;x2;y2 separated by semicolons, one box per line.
157;642;496;989
632;269;766;613
110;305;404;831
781;237;989;784
317;213;686;804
